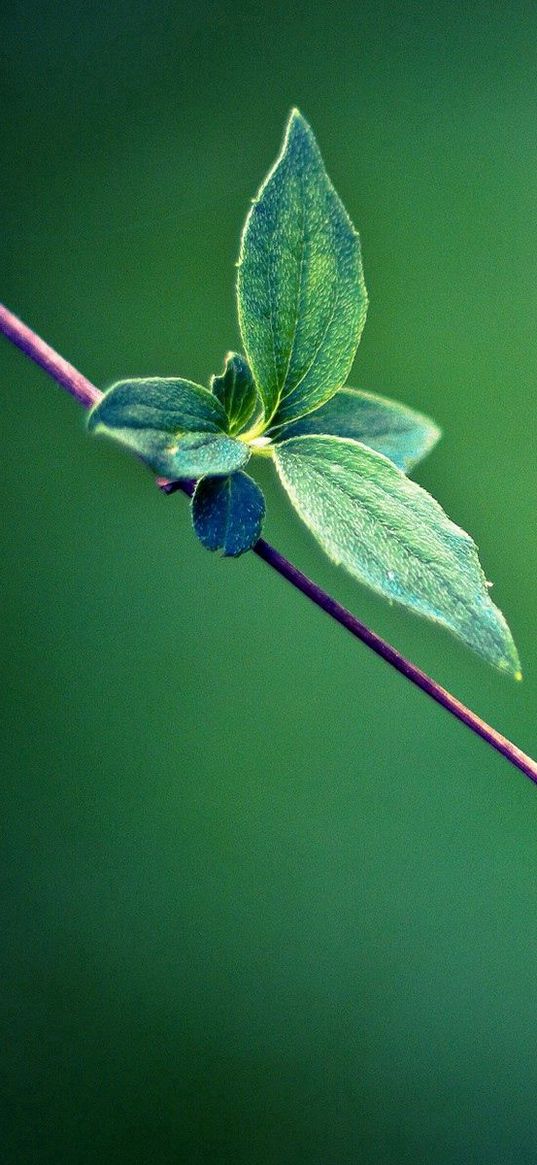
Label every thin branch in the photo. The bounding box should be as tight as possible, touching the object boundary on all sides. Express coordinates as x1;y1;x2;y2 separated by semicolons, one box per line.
0;304;102;410
1;301;536;786
253;540;537;781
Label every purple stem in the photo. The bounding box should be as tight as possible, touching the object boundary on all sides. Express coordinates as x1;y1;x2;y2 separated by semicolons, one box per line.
1;301;536;785
0;304;102;410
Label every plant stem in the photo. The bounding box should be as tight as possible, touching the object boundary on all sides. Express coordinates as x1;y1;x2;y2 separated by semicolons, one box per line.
1;301;536;785
254;540;537;781
0;304;102;410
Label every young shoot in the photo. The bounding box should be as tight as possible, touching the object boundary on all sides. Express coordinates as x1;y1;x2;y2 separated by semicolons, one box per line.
87;110;520;677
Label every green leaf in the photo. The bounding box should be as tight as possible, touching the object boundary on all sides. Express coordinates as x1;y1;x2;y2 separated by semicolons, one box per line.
101;426;249;478
192;471;265;556
160;433;250;478
270;387;441;472
88;377;227;436
88;377;250;475
274;435;520;675
237;109;367;428
211;353;261;435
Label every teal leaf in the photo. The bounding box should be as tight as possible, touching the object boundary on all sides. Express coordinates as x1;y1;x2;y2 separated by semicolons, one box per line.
88;377;227;436
274;435;520;675
160;432;250;478
237;109;367;428
192;471;265;556
102;427;249;478
211;353;261;435
88;378;250;475
270;387;441;472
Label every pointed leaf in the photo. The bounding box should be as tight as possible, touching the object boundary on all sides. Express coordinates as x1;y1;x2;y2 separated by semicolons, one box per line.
192;471;265;556
271;387;441;472
274;435;520;675
237;109;367;427
210;353;261;435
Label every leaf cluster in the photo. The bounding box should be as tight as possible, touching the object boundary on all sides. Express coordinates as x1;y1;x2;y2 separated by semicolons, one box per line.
88;110;520;675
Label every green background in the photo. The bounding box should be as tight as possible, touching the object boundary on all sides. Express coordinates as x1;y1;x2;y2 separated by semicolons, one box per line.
1;2;536;1161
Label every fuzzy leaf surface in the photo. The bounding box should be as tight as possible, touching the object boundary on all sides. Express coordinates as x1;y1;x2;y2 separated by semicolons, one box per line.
211;353;261;435
161;433;250;478
274;435;520;674
192;471;265;556
271;387;441;472
88;377;227;436
237;109;367;427
87;378;251;475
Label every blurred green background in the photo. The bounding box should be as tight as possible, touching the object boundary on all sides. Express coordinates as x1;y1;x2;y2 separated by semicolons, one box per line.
1;1;536;1161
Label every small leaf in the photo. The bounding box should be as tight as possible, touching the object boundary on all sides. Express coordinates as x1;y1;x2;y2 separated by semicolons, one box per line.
88;377;227;435
88;377;250;475
161;432;250;478
274;435;520;675
270;387;441;472
211;353;261;435
192;471;265;556
237;109;367;428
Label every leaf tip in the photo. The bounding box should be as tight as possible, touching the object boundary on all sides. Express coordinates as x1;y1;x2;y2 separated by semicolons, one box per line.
285;106;313;143
496;630;522;681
